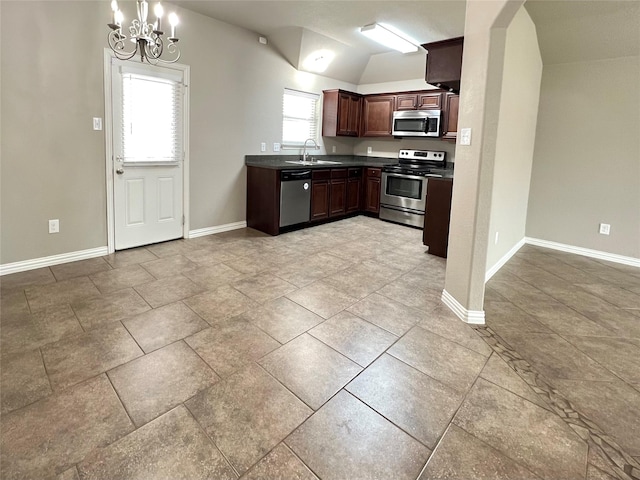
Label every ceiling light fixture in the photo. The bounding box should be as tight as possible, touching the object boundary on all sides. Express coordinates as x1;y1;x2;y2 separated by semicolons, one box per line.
108;0;181;64
360;23;418;54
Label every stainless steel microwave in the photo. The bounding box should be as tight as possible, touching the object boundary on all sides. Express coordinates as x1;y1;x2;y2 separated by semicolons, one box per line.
391;110;441;137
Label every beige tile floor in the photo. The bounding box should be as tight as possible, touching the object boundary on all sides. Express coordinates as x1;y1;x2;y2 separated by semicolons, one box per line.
1;216;639;479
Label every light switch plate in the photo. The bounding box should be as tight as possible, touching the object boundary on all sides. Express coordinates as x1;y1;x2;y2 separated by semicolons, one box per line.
273;143;281;152
92;117;103;131
459;128;471;146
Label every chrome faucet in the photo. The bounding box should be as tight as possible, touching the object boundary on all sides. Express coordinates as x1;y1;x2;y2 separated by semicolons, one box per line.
302;138;319;163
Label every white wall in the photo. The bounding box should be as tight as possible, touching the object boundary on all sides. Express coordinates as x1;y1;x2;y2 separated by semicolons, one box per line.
526;55;640;258
485;7;542;273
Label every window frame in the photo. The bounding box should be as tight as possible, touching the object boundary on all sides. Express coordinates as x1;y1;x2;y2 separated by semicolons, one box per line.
281;88;320;149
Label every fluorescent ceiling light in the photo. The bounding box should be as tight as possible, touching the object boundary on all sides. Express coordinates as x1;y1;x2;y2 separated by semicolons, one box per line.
360;23;418;54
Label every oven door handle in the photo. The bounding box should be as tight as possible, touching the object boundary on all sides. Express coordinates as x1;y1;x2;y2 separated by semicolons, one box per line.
379;204;425;215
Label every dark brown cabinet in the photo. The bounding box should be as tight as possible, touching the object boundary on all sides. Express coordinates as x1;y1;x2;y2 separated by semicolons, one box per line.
329;169;347;217
442;93;459;141
311;170;330;222
322;89;362;137
395;93;442;111
346;168;362;213
423;178;453;258
247;167;280;236
363;168;382;215
361;95;395;137
422;37;464;94
323;88;458;139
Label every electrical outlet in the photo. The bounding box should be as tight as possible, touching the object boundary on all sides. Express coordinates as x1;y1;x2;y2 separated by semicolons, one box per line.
599;223;610;235
49;219;60;234
273;143;281;152
332;146;336;153
367;146;372;154
92;117;102;131
494;232;499;244
260;142;266;152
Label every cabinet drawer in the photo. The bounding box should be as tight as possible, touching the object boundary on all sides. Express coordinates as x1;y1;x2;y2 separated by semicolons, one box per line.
312;169;331;180
331;168;347;179
395;95;417;110
348;168;362;178
418;93;443;109
365;167;381;178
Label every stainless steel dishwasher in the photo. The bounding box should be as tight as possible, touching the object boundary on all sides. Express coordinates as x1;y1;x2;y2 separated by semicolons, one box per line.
280;170;311;228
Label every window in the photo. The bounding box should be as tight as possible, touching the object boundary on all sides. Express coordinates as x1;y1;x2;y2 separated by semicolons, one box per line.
282;88;319;147
121;72;182;162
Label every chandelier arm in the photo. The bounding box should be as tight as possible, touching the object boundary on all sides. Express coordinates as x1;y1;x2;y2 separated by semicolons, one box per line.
108;30;138;60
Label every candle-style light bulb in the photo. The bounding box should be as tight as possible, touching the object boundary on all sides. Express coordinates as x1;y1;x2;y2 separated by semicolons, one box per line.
111;0;118;24
168;12;178;38
115;9;124;27
154;3;163;31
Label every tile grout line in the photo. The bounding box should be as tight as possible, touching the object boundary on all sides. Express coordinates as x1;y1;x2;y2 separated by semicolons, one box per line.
473;325;640;480
181;402;241;478
494;255;640;393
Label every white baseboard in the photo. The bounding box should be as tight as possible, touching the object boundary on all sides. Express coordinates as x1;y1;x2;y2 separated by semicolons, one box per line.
525;237;640;268
441;289;486;324
0;247;109;276
188;221;247;239
485;238;526;282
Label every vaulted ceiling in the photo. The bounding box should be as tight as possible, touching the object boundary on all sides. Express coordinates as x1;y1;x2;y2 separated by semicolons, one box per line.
176;0;640;83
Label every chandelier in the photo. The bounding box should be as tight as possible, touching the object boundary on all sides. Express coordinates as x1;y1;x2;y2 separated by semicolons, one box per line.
108;0;181;64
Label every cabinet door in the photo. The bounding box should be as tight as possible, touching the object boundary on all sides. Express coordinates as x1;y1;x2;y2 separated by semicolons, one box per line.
418;93;443;110
364;177;381;214
347;95;361;136
362;95;395;137
395;95;417;111
329;178;347;217
311;180;329;221
442;94;459;140
346;178;361;213
423;178;453;258
336;92;352;136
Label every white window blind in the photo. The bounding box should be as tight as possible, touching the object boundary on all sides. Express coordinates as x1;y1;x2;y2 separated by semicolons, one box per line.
121;72;182;163
282;88;319;147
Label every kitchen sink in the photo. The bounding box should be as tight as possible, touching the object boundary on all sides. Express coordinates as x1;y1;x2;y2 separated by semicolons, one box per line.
284;160;342;166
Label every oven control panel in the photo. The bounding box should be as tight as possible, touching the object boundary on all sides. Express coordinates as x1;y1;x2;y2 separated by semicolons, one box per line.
399;149;446;162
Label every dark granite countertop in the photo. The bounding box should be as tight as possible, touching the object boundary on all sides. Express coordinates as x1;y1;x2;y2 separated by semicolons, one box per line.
245;154;393;169
245;154;454;179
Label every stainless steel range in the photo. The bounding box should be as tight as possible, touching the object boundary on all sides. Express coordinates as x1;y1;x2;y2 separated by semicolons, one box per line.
379;149;446;228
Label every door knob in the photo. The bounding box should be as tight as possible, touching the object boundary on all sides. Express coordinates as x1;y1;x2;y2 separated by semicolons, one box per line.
116;168;124;175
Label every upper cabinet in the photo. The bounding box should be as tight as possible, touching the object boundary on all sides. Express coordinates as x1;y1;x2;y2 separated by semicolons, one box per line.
421;37;464;94
322;89;362;137
361;95;395;137
442;93;459;141
322;88;459;140
395;92;442;111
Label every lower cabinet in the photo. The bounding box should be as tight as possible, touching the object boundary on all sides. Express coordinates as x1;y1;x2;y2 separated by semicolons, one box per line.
247;166;381;235
311;170;331;222
329;169;347;217
346;168;362;213
364;168;382;214
423;178;453;258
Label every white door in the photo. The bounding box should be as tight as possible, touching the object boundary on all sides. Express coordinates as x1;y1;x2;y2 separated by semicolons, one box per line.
111;60;185;250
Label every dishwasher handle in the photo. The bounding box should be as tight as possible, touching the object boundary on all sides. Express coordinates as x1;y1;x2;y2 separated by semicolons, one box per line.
281;170;312;181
